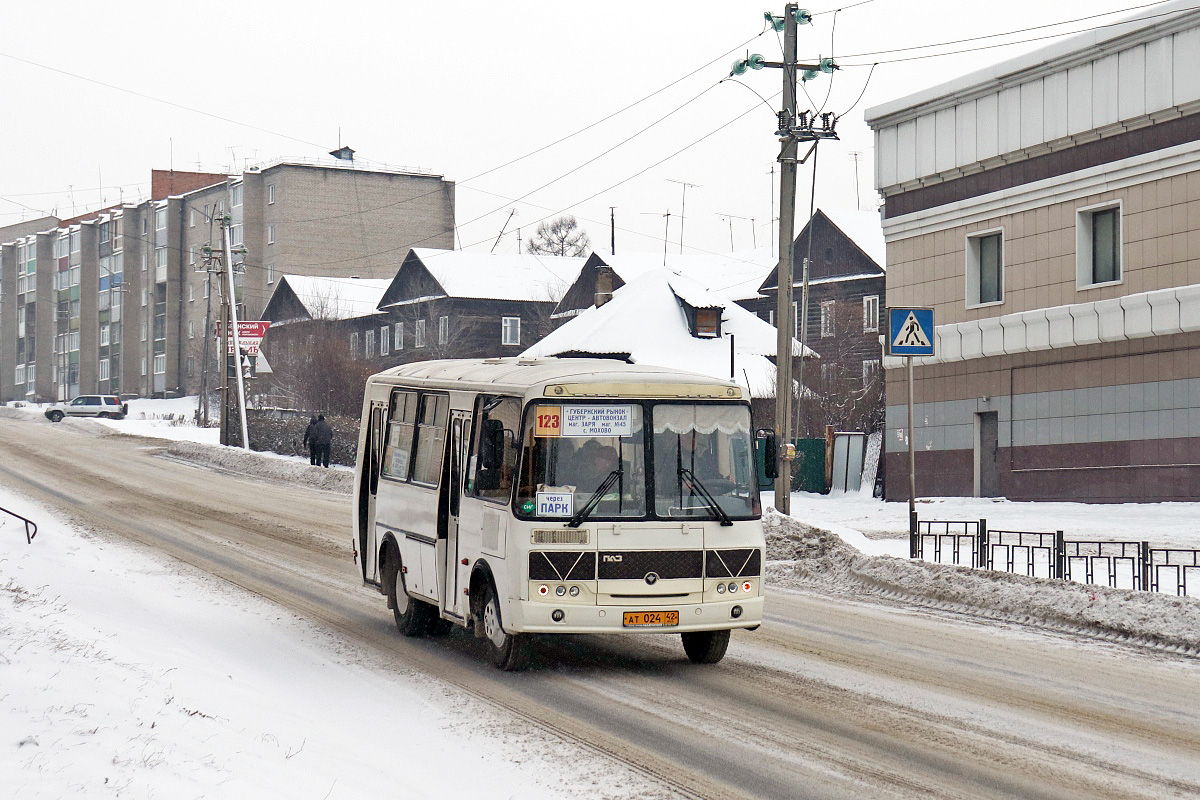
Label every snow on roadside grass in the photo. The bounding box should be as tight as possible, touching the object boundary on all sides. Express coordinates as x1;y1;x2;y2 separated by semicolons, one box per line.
764;509;1200;651
0;489;671;800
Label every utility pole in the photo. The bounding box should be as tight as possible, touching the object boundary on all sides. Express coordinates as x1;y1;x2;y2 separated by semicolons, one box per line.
207;216;250;450
222;217;250;450
666;179;699;254
640;210;671;265
737;5;839;515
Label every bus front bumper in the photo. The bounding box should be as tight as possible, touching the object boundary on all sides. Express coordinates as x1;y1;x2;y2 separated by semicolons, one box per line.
509;596;764;634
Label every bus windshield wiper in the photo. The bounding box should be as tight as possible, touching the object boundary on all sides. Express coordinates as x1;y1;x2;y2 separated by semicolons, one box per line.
679;468;733;526
567;469;622;528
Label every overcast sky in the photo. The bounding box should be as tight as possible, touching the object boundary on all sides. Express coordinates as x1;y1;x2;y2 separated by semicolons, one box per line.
0;0;1173;263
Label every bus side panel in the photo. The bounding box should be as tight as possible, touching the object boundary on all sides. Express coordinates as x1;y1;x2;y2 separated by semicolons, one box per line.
398;536;438;602
376;480;440;602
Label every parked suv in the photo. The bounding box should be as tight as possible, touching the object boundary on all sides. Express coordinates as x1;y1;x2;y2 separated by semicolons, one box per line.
44;395;128;422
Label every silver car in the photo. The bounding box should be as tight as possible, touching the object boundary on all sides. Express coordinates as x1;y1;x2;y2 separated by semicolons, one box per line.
44;395;128;422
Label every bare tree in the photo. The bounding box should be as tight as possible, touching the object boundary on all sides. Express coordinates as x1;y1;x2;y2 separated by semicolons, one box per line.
526;216;591;257
797;301;884;436
262;320;375;416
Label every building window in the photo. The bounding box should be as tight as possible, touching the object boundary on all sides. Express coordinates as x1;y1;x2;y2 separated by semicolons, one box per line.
267;264;275;284
267;184;275;205
189;246;196;266
188;320;196;339
380;326;390;356
230;224;243;247
415;319;426;348
395;322;404;350
502;316;521;346
366;329;375;358
141;321;147;341
438;315;449;345
153;354;166;375
140;357;147;377
100;325;110;346
862;359;880;386
693;308;719;338
820;300;835;338
189;283;195;302
204;281;210;299
189;209;197;228
966;230;1003;306
15;365;25;385
231;183;243;208
863;295;879;333
1077;202;1122;288
155;208;167;232
99;359;110;382
350;332;359;357
141;288;148;307
186;357;195;378
267;224;275;244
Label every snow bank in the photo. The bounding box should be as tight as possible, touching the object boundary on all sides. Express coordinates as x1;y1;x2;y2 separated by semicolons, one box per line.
164;441;354;494
765;509;1200;651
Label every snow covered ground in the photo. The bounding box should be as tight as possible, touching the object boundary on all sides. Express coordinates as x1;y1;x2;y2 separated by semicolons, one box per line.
0;485;666;800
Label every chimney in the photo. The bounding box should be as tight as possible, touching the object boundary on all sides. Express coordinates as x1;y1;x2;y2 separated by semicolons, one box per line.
595;265;614;307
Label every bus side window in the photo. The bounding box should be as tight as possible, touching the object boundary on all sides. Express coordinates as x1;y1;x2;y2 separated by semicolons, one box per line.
471;396;520;503
381;390;417;480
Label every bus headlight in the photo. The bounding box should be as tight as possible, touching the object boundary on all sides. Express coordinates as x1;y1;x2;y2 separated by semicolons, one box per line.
568;585;580;597
727;582;738;593
716;582;727;594
555;585;567;596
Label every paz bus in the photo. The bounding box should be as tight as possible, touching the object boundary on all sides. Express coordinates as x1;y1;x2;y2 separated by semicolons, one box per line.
352;357;768;670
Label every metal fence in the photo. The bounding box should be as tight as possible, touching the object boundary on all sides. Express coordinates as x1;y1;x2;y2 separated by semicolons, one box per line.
1;504;37;544
910;514;1198;597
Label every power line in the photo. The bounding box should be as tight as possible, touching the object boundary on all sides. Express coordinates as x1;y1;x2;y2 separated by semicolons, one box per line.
837;2;1197;65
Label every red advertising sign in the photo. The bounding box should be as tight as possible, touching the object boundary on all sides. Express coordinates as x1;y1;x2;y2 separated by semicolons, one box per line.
214;321;271;355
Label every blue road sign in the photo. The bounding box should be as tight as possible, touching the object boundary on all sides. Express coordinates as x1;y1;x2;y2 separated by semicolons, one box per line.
888;307;935;356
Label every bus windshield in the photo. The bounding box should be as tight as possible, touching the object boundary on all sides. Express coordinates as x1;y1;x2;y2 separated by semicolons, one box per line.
515;402;758;522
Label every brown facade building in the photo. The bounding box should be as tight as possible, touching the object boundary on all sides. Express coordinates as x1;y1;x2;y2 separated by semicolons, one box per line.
867;1;1200;501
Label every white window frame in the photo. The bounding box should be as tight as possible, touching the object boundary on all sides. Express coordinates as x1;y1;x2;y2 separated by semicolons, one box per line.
501;316;521;346
965;227;1005;309
267;224;275;245
99;358;110;382
189;283;195;302
862;359;880;386
100;325;110;346
863;295;879;333
266;264;275;284
231;183;243;208
188;320;196;339
267;184;275;205
350;332;359;357
153;354;166;375
438;315;449;345
415;319;426;348
820;300;835;338
365;329;375;358
395;322;404;350
140;357;147;377
1076;200;1123;290
189;209;197;228
380;326;390;356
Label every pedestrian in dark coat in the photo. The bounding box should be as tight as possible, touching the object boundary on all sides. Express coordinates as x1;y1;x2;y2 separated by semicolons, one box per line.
313;414;334;468
303;415;318;465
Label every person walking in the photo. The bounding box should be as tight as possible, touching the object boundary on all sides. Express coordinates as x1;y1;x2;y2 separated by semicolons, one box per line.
303;415;318;465
313;414;334;468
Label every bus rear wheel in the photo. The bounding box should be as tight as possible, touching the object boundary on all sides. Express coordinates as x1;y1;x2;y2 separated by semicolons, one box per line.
480;582;530;671
681;629;730;664
389;561;433;637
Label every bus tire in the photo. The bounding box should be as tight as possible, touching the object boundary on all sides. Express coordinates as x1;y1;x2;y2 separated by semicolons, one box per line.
426;616;453;636
681;629;730;664
389;562;432;638
480;581;530;671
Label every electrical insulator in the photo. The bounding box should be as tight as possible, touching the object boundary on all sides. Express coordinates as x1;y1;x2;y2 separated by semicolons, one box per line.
819;57;837;74
731;58;748;76
776;110;790;137
801;69;819;83
821;112;833;130
793;8;812;25
748;54;766;70
764;12;785;32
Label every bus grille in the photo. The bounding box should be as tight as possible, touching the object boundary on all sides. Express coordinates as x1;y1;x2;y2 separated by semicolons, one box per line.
598;550;703;580
705;548;762;578
529;551;596;581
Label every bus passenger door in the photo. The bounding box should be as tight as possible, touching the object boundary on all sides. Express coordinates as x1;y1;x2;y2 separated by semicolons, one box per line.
440;411;471;617
360;401;387;584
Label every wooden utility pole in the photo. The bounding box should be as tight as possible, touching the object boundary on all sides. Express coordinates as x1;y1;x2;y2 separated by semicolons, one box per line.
221;217;250;450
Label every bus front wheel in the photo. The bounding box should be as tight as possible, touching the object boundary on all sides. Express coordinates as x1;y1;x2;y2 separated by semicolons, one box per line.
681;629;730;664
480;582;530;671
389;560;433;637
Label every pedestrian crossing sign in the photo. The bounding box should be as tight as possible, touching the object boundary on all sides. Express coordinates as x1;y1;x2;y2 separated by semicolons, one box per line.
888;307;935;356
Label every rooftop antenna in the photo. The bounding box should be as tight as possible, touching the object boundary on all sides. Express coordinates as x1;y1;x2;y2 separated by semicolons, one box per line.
491;208;518;253
640;210;671;265
849;151;863;210
716;212;751;253
666;179;699;254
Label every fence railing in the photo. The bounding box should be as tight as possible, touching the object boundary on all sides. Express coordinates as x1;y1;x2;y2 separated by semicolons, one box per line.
910;514;1197;598
1;504;37;544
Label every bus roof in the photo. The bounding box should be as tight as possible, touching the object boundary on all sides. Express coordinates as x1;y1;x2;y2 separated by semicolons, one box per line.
367;357;746;399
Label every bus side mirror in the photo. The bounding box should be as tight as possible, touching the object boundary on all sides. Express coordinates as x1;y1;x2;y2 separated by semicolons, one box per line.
480;419;505;470
757;429;779;480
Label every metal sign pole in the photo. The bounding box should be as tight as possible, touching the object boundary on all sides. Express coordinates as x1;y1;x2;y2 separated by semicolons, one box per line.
907;354;916;515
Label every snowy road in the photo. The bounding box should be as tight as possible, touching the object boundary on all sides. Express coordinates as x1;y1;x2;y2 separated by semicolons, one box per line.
3;416;1199;799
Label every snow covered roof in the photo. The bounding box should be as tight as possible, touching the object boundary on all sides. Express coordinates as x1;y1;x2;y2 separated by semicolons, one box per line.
279;275;391;320
394;248;585;303
592;247;777;302
522;268;815;399
819;208;885;269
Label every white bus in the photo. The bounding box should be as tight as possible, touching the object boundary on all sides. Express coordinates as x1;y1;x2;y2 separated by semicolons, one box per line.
353;357;768;670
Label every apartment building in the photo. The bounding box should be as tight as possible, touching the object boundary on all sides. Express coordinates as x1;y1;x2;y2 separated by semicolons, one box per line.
867;1;1200;501
1;159;456;401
